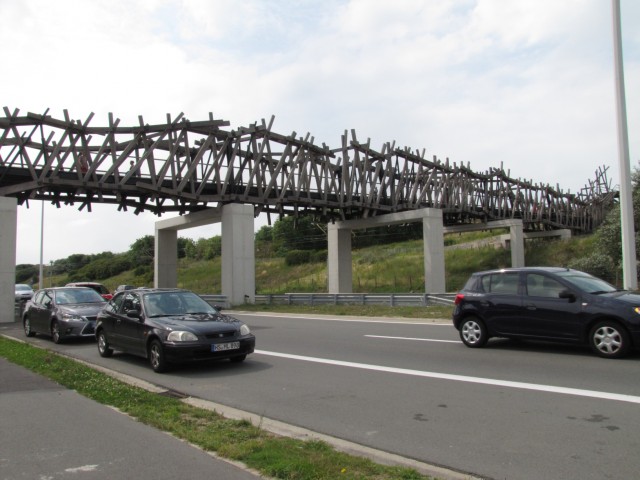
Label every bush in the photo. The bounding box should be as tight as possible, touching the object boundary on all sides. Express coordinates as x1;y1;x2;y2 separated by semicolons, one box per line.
285;250;311;266
568;253;618;284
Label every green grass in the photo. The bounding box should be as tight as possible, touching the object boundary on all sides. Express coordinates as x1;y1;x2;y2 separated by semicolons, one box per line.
42;231;598;297
0;337;435;480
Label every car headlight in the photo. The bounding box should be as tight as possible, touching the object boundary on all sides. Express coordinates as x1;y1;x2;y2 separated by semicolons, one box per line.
240;324;251;336
634;307;640;315
61;313;84;322
167;331;198;342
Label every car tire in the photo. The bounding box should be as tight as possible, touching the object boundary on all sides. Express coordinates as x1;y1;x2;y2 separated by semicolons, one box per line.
229;354;247;363
23;316;36;337
51;320;62;344
97;330;113;358
149;339;168;373
459;316;488;348
589;321;631;359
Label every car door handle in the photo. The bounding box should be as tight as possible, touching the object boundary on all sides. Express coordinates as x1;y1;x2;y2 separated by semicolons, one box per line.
525;304;537;310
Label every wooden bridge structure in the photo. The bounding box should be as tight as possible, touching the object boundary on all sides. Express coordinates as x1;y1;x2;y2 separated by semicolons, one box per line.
0;107;616;233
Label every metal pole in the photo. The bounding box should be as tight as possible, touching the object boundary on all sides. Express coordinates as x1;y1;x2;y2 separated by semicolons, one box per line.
612;0;637;289
39;200;44;289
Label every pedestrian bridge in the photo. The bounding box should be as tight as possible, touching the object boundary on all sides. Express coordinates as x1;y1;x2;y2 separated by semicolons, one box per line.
0;107;617;314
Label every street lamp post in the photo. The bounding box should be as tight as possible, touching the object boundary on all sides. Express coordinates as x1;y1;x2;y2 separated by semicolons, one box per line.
611;0;637;290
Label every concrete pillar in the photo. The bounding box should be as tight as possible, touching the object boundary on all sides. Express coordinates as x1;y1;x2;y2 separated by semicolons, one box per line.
510;222;525;267
154;228;178;288
221;204;255;305
423;210;446;293
0;197;17;323
327;223;353;293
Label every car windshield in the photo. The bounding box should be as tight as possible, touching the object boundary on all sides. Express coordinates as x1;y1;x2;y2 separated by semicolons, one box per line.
55;288;105;304
16;285;32;291
143;291;217;317
555;270;617;294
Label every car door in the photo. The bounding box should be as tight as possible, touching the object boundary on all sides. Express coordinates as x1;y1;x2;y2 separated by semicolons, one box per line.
520;272;583;340
99;292;124;346
477;272;524;335
31;290;54;333
114;292;147;355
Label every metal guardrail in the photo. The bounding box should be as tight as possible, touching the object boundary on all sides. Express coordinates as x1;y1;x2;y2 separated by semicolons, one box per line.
14;294;450;321
252;293;455;307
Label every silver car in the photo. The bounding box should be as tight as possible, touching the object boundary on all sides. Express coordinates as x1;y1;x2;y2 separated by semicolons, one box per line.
23;287;106;343
15;284;34;302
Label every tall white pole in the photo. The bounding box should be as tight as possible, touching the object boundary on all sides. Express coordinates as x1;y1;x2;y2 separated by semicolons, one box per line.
39;200;44;289
612;0;637;289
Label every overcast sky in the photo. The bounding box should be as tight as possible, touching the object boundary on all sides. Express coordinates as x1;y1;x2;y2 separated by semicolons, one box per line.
2;0;638;265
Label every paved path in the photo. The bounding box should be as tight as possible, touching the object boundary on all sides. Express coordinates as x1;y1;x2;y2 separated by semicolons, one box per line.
0;357;264;480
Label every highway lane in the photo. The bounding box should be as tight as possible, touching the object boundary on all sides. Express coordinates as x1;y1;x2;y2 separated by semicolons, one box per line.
3;313;640;480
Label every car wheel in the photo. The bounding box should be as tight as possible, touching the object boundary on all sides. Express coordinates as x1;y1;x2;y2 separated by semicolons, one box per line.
589;321;631;359
51;320;62;344
23;316;36;337
229;354;247;363
459;316;488;348
148;339;168;373
97;330;113;358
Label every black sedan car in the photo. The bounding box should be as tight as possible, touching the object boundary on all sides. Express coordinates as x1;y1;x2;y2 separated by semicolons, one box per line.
23;287;106;343
95;288;255;373
452;267;640;358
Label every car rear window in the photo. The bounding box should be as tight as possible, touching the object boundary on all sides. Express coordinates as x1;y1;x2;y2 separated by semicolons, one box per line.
480;272;520;294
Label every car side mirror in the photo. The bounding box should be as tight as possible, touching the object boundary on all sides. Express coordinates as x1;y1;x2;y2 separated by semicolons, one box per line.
213;304;223;312
559;290;576;303
126;309;142;319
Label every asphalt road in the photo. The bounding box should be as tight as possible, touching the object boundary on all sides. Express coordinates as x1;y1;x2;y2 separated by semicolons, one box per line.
3;312;640;480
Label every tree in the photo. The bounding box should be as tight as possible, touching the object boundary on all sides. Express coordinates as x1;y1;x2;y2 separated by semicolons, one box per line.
128;235;154;265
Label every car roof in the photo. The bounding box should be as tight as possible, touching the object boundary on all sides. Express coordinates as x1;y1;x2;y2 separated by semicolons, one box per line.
472;266;572;275
66;282;104;286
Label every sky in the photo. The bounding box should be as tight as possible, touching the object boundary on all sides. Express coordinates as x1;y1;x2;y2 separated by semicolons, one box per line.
2;0;638;265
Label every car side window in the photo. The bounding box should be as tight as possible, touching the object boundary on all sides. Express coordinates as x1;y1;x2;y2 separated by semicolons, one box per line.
121;293;141;314
33;291;44;305
481;272;520;294
105;293;125;314
526;274;565;299
42;290;54;308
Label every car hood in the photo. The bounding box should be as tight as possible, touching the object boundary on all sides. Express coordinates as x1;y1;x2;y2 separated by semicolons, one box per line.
148;313;243;332
58;303;106;317
598;290;640;305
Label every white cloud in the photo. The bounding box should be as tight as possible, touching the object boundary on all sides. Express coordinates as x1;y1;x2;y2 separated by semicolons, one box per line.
2;0;638;264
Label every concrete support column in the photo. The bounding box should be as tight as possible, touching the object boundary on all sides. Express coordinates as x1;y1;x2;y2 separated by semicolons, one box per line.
510;222;525;267
327;224;353;293
0;197;17;323
154;228;178;288
221;204;255;305
423;210;446;293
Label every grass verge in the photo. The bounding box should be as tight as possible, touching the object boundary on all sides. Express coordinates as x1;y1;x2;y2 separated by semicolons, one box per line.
0;336;437;480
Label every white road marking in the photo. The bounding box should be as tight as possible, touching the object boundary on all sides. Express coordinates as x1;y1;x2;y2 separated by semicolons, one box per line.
365;334;459;343
255;349;640;405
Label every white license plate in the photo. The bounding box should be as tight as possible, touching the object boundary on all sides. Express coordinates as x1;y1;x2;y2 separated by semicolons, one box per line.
211;341;240;352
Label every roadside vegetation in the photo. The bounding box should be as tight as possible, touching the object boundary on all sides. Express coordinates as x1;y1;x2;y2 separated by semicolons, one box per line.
0;336;434;480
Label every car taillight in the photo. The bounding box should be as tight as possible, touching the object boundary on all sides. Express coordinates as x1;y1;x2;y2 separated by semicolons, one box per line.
454;293;465;305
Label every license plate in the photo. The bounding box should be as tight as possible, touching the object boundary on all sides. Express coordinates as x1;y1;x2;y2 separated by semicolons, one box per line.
211;341;240;352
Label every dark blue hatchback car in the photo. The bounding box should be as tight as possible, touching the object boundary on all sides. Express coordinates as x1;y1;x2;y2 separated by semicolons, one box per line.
452;267;640;358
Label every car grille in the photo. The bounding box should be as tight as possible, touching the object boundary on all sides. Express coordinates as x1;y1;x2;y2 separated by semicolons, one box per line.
81;324;95;335
204;330;236;340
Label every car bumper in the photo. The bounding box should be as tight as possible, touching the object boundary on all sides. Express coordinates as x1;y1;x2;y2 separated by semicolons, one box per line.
59;321;96;339
163;336;256;363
